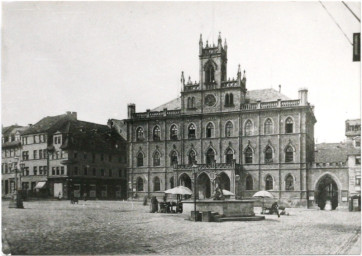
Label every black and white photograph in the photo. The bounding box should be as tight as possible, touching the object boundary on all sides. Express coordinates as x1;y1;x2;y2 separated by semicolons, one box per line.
1;1;361;255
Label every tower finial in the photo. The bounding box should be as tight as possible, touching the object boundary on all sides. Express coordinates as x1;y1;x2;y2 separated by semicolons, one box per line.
199;34;203;44
243;70;246;79
224;38;227;51
237;64;241;79
180;71;185;85
218;31;222;47
279;84;281;93
206;40;209;47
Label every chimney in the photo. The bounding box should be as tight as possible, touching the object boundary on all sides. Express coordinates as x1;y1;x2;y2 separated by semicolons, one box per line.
298;88;308;105
279;84;281;93
128;103;136;119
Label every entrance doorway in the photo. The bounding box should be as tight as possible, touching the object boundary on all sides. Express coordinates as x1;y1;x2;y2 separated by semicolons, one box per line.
179;173;192;190
197;173;211;199
219;172;230;191
316;175;338;210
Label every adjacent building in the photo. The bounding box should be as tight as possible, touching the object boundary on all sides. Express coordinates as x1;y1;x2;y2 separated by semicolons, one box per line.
345;119;361;201
1;125;27;197
10;112;128;199
119;34;317;207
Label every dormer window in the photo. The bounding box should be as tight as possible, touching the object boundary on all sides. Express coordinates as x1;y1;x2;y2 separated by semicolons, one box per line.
54;135;62;145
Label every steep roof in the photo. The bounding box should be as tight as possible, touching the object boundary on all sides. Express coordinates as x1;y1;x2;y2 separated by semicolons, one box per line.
246;88;290;102
22;114;70;135
152;97;181;111
151;88;291;111
314;143;348;163
2;125;25;136
59;119;125;154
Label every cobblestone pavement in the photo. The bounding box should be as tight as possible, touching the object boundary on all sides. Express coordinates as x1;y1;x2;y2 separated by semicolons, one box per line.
2;200;361;255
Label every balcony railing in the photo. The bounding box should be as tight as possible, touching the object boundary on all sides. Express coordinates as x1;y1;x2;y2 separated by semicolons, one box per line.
241;99;302;110
174;161;240;170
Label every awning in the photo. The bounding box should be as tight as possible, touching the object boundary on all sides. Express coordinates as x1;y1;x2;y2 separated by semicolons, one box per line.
34;181;47;189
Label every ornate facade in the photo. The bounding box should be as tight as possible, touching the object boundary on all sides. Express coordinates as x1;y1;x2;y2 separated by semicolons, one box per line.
121;34;316;207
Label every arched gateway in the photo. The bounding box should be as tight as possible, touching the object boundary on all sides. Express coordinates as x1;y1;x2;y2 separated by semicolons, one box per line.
197;173;211;199
315;174;339;210
179;173;192;190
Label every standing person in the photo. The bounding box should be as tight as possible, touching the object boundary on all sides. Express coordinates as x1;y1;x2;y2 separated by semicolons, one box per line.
270;201;280;218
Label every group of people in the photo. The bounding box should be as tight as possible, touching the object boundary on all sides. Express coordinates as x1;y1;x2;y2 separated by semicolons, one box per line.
149;196;183;213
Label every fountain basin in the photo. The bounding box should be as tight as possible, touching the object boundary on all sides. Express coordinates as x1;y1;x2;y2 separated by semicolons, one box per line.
182;199;256;217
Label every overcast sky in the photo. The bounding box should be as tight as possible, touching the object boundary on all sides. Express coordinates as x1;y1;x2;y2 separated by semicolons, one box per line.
2;1;360;143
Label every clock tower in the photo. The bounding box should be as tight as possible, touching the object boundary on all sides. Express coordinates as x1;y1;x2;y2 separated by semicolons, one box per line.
181;33;247;114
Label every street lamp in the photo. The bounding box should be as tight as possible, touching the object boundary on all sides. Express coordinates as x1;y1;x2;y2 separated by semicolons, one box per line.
192;161;198;222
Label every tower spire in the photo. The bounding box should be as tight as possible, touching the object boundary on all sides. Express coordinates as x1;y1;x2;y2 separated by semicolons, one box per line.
199;34;203;54
224;38;228;51
180;71;185;85
237;64;242;79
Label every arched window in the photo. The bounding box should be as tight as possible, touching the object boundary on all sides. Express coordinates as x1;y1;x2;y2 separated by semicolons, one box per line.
153;177;160;191
170;125;178;140
264;118;273;135
188;124;196;139
265;146;273;163
136;127;144;141
246;175;253;190
188;150;196;165
225;94;230;106
206;148;215;165
137;152;144;167
187;97;191;109
265;175;273;190
205;65;215;83
285;146;294;163
206;122;214;138
191;97;196;108
153;151;160;166
245;120;253;136
225;121;233;137
244;147;253;164
285;117;293;133
170;176;175;189
153;126;161;141
225;148;233;165
170;151;178;166
285;174;294;191
136;177;144;191
229;94;234;106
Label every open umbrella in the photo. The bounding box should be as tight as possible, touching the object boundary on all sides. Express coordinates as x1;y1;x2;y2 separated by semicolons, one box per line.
253;190;274;214
164;186;193;195
222;189;235;196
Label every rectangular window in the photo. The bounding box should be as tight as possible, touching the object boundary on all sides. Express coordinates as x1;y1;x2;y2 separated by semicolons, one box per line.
119;169;122;177
101;169;104;176
101;154;104;161
109;155;112;162
74;166;78;175
44;166;47;175
33;150;37;159
84;152;87;159
52;167;55;175
33;166;37;175
22;151;29;160
356;140;361;147
56;167;60;175
43;150;47;159
356;157;361;165
356;177;361;186
74;152;78;159
61;166;64;175
92;153;96;163
39;166;43;175
93;168;96;176
109;169;112;177
84;167;88;176
39;150;43;159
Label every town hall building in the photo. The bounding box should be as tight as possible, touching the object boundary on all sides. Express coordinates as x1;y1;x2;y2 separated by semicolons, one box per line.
116;33;317;207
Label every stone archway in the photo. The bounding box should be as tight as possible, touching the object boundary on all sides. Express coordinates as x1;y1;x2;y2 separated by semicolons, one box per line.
197;173;211;199
219;172;230;191
179;173;192;190
315;175;339;210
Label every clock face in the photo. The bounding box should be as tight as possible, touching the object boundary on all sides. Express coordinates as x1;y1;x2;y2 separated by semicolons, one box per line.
205;94;216;106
